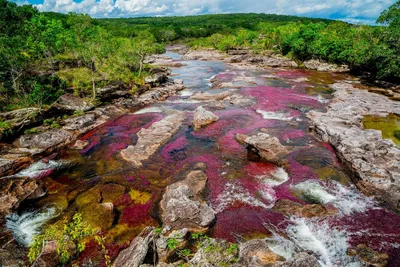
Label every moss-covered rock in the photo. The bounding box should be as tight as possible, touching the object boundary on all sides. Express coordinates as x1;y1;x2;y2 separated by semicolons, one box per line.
128;189;152;204
75;186;101;208
80;202;114;230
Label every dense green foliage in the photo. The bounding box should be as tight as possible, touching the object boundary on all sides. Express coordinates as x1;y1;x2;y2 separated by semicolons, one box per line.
0;0;399;113
0;0;162;111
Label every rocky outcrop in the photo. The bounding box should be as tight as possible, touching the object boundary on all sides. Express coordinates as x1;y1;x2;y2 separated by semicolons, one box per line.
18;129;73;154
190;238;238;266
0;153;32;177
121;112;186;167
272;252;321;267
0;177;44;216
96;82;132;101
113;227;155;267
48;94;94;115
347;244;389;267
0;108;44;140
193;106;219;131
160;163;215;232
237;132;289;165
183;49;226;61
190;91;232;101
145;68;171;86
303;59;349;73
307;82;400;211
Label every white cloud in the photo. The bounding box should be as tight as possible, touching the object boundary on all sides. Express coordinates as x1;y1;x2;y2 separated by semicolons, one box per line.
33;0;396;23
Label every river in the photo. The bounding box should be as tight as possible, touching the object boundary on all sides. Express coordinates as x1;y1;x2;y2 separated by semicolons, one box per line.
6;52;400;266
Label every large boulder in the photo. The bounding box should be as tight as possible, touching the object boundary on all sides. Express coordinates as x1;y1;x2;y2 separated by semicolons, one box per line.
238;132;289;165
96;82;132;100
160;164;215;232
0;108;44;140
193;106;219;131
145;73;169;86
121;112;186;167
18;129;73;154
48;94;94;115
113;227;155;267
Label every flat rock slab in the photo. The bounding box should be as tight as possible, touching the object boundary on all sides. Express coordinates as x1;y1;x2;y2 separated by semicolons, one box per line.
121;112;186;167
48;94;94;115
308;82;400;211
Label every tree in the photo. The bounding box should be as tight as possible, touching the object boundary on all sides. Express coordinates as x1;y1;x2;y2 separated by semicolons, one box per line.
132;31;164;76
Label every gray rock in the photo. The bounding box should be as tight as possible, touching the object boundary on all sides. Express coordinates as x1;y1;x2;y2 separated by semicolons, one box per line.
193;106;219;131
0;108;44;140
160;165;215;232
190;238;237;267
19;129;73;153
113;227;155;267
145;73;169;86
237;239;285;267
48;94;94;115
96;83;131;100
304;59;349;73
63;114;97;131
307;82;400;211
272;252;321;267
120;112;186;167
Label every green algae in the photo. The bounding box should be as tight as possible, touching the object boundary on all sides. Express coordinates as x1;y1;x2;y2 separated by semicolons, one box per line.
363;114;400;146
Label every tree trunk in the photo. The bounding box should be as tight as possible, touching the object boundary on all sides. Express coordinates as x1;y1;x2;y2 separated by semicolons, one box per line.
139;54;144;77
91;58;96;100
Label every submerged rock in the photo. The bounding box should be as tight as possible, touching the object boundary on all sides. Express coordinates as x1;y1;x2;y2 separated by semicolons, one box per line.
307;82;400;211
160;164;215;232
347;244;389;267
48;94;94;115
273;199;335;218
236;239;285;266
193;106;219;131
121;112;186;167
238;132;289;165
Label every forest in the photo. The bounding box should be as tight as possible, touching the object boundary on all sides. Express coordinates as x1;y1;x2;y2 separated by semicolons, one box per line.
0;0;399;114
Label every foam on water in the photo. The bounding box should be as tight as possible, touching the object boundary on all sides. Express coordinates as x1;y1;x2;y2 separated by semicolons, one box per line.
213;182;275;213
292;180;374;215
256;110;293;121
134;106;165;114
178;90;195;96
6;207;57;246
256;167;290;187
14;160;66;178
286;218;361;267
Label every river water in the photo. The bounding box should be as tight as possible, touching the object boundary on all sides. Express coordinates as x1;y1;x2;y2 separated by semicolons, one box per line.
7;52;400;266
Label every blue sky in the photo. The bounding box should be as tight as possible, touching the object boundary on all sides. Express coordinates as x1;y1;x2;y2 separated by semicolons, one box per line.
14;0;396;24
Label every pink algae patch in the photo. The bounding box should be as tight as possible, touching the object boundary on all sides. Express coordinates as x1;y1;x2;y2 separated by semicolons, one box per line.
281;130;305;142
119;203;152;227
275;70;310;79
161;136;190;163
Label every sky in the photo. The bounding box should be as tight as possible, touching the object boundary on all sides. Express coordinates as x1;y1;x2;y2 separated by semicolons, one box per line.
14;0;396;24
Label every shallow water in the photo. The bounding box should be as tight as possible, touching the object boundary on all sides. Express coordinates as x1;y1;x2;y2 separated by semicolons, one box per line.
7;53;400;266
363;113;400;146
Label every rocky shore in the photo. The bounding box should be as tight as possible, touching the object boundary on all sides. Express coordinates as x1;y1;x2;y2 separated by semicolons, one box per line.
308;82;400;212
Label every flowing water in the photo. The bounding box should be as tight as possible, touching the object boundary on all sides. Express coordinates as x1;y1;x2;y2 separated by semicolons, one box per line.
6;53;400;266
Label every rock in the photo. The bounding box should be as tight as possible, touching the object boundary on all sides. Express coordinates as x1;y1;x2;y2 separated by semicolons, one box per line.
80;202;114;230
0;177;44;216
0;108;44;139
348;244;389;267
19;129;73;154
190;238;238;267
156;228;189;262
272;252;321;267
0;154;32;177
0;242;29;267
121;112;186;167
273;199;334;218
113;226;155;267
304;59;349;73
193;106;219;131
71;140;89;150
62;113;97;131
182;49;226;61
97;82;131;100
237;239;285;266
145;72;169;86
307;82;400;211
48;94;94;115
160;165;215;232
190;91;232;101
239;132;289;165
225;55;247;63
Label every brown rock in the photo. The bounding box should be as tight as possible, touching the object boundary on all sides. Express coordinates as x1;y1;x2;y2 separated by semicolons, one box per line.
273;199;334;218
193;106;219;131
80;202;114;230
237;239;285;266
121;112;186;167
160;164;215;232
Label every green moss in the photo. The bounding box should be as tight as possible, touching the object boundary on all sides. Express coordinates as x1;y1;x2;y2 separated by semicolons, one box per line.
363;114;400;146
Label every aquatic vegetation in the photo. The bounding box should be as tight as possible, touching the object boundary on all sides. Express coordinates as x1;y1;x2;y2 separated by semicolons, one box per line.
363;114;400;146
